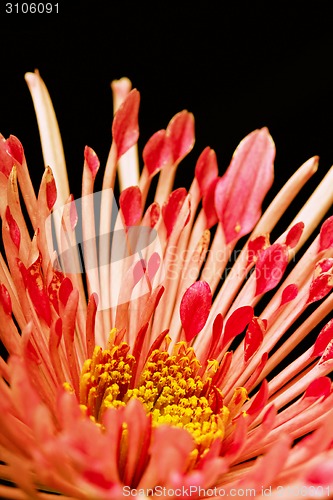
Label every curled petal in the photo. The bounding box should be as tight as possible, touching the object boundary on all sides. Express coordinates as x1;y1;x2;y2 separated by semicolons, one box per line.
5;206;20;249
319;216;333;251
244;317;266;363
6;135;24;165
143;130;173;176
84;146;100;179
280;283;298;306
255;243;289;296
195;147;219;197
112;89;140;158
119;185;142;226
44;167;57;211
312;319;333;358
162;187;188;238
247;234;270;267
202;178;219;228
285;221;304;248
166;110;195;164
180;281;212;342
0;283;12;316
223;305;254;346
215;128;275;244
307;273;333;304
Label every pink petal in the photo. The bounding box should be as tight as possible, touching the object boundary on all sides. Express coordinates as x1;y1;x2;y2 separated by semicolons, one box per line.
244;317;266;363
223;305;254;346
84;146;100;179
147;252;161;281
195;147;219;197
142;129;173;176
285;221;304;248
162;187;187;238
112;89;140;158
306;459;333;486
255;243;289;296
119;185;142;227
215;128;275;244
280;283;298;306
319;216;333;251
180;281;212;342
166;110;195;164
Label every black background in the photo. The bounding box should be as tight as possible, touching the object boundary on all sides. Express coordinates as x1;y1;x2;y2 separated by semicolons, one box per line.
1;1;333;215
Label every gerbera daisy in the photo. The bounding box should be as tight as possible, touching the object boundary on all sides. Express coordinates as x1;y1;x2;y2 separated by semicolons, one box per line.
0;71;332;499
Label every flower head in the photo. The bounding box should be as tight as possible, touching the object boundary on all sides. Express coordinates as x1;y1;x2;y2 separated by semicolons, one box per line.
0;71;333;499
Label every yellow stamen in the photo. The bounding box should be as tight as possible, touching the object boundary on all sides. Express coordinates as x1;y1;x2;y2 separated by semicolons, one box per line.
79;337;247;455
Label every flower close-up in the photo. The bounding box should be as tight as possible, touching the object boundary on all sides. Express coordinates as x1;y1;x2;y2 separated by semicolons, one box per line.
1;71;333;499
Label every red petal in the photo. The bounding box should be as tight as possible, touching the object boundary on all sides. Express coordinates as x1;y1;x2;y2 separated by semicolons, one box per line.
143;130;173;176
112;89;140;158
180;281;212;342
166;110;195;163
45;167;57;211
119;186;142;226
223;306;254;346
86;294;98;360
312;319;333;358
280;283;298;306
84;146;100;179
319;216;333;251
319;340;333;365
285;221;304;248
307;274;333;304
304;377;332;399
0;135;15;177
244;317;265;363
247;234;270;267
202;178;219;228
6;135;24;165
144;202;160;228
195;147;219;197
59;277;74;306
215;128;275;244
5;206;20;249
0;283;12;316
255;243;289;296
19;259;51;326
162;187;187;238
247;379;268;416
207;313;224;360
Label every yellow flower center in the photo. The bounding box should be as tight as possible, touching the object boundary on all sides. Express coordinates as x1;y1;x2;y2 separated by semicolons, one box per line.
79;336;248;455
